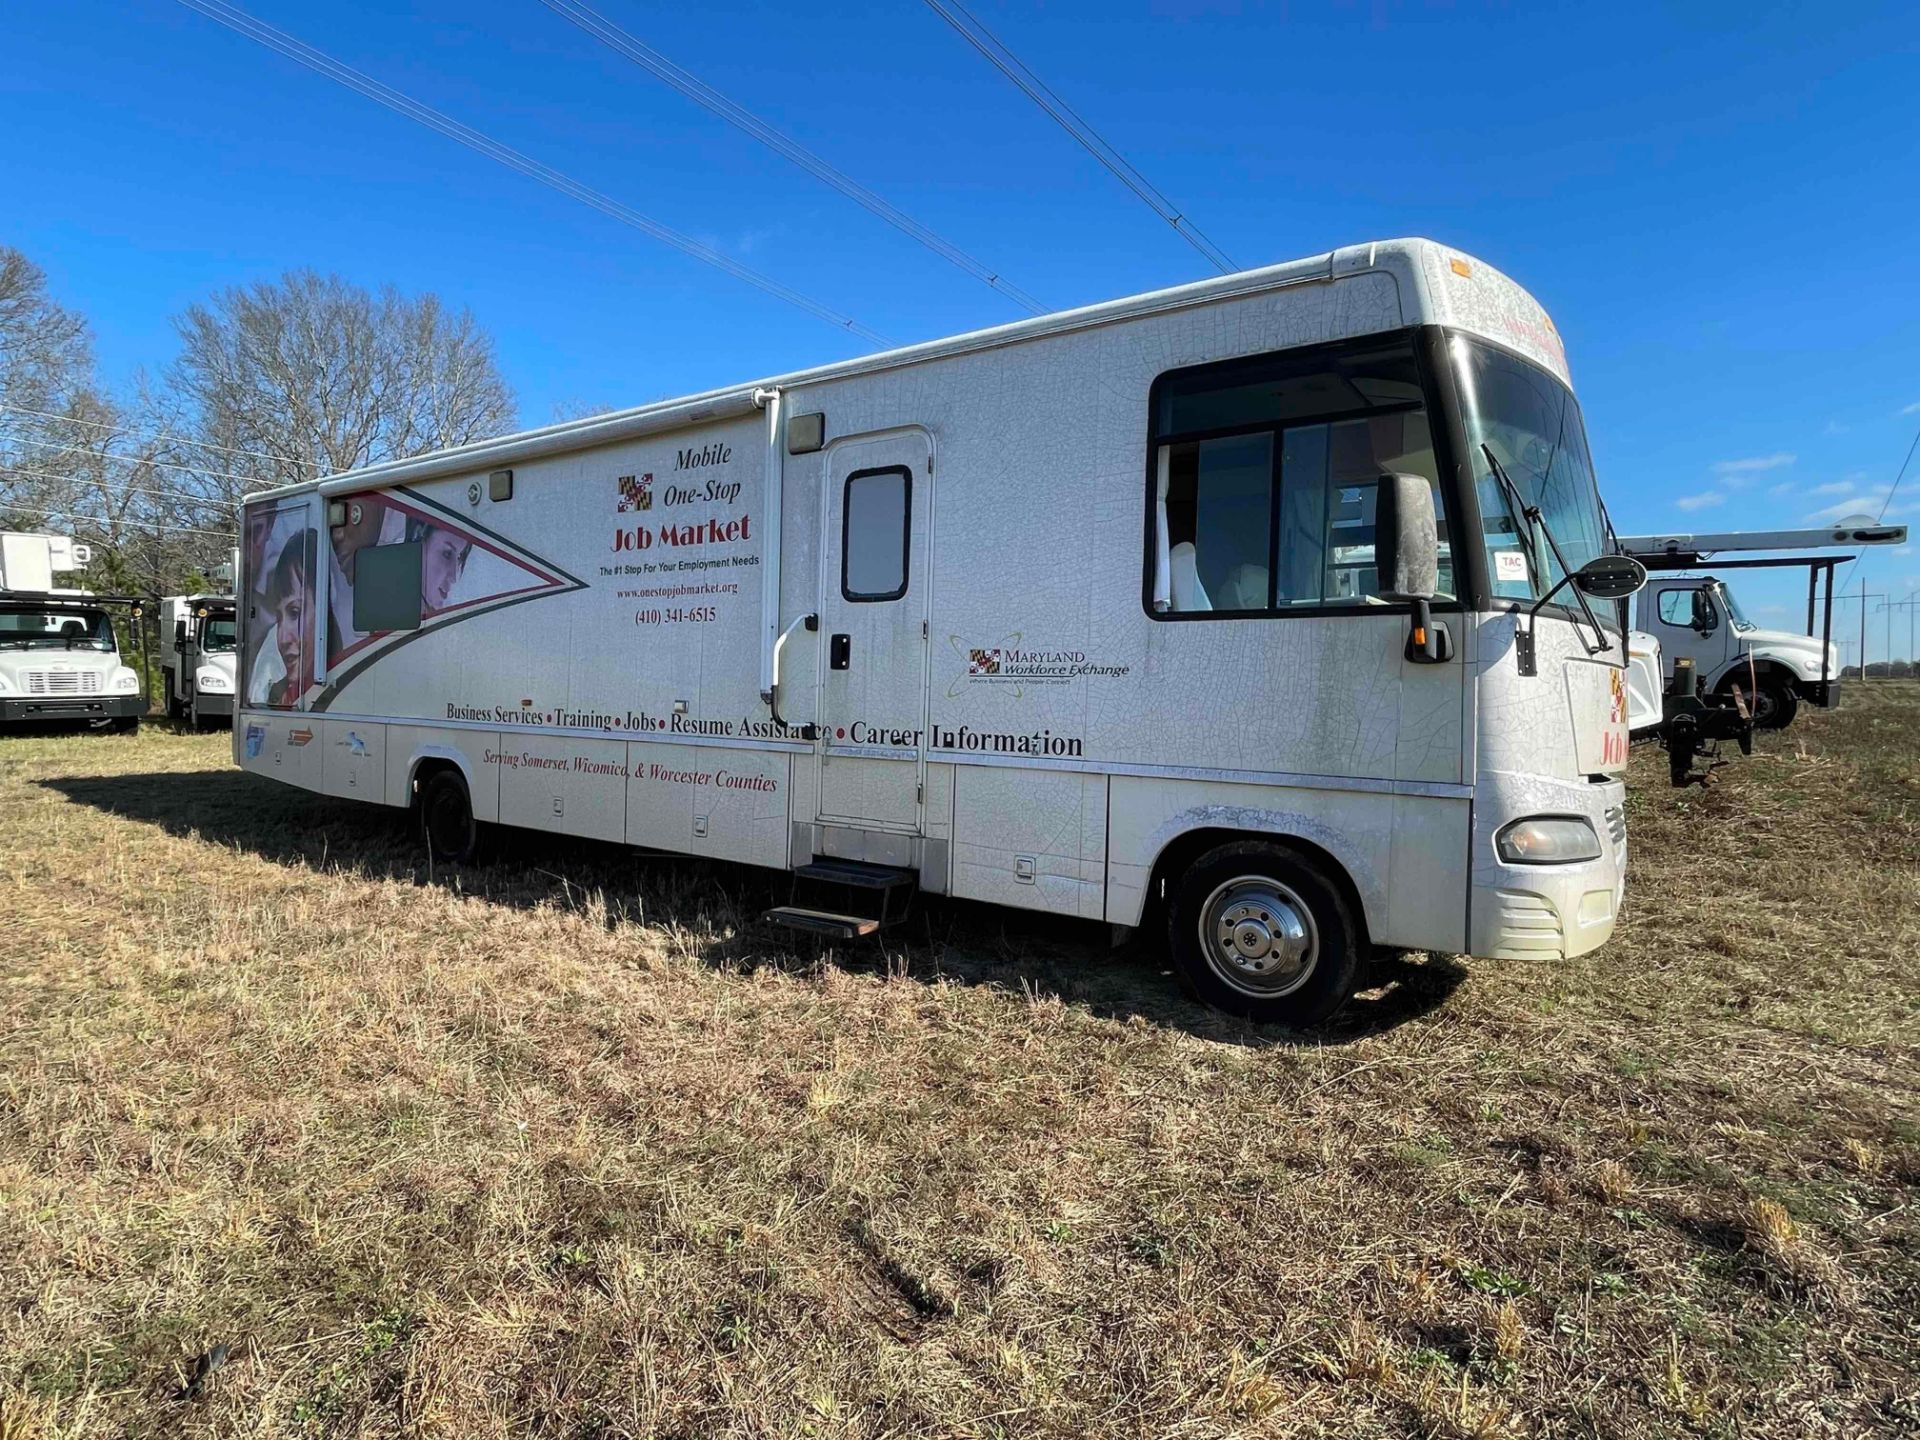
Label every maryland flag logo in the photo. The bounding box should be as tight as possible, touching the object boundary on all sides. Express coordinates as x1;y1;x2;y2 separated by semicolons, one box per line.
968;648;1002;676
617;473;654;513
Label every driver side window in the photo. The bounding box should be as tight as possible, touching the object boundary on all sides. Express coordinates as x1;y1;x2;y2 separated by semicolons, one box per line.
1656;587;1715;629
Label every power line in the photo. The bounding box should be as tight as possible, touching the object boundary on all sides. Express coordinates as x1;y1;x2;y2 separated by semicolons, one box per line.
922;0;1236;275
18;442;273;489
0;465;238;509
1834;419;1919;595
176;0;890;346
0;501;237;541
0;403;319;471
538;0;1045;316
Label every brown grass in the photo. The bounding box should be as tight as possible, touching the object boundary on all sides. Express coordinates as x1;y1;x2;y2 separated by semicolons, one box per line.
1;686;1917;1437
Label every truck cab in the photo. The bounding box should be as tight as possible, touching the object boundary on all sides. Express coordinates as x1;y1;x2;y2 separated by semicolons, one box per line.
160;594;239;729
0;598;145;731
1638;575;1838;729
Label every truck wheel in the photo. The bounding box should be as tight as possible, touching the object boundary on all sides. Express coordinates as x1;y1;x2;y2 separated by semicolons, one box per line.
1167;841;1362;1027
420;769;483;864
1725;673;1797;730
109;715;140;735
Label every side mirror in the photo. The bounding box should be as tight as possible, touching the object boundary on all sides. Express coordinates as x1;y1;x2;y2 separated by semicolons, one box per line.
1375;472;1453;664
1570;554;1646;600
1375;471;1439;600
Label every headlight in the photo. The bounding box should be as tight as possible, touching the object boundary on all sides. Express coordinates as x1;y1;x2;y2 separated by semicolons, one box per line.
196;669;231;692
0;672;13;694
111;671;140;693
1496;816;1601;864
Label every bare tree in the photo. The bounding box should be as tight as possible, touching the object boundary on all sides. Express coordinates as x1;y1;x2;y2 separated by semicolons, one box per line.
169;271;516;489
0;246;103;529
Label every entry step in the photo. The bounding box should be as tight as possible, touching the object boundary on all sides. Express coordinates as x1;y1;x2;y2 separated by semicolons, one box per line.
762;906;882;941
792;858;917;891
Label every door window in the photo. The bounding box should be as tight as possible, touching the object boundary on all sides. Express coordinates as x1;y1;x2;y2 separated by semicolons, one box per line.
1657;587;1716;630
842;466;911;601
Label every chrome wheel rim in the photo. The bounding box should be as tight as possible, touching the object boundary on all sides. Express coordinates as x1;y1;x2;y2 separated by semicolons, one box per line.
1198;875;1318;997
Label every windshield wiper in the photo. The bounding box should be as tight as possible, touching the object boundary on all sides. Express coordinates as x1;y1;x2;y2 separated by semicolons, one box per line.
1481;443;1609;656
1481;442;1543;580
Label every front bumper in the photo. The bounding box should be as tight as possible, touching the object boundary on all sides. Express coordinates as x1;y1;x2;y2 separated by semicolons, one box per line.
194;691;235;718
0;694;145;725
1469;774;1627;961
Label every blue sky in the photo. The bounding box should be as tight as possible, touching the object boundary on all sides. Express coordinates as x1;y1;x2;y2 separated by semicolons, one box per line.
4;0;1917;652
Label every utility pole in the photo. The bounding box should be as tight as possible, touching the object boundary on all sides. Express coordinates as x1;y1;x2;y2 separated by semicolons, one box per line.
1878;588;1920;676
1836;578;1885;680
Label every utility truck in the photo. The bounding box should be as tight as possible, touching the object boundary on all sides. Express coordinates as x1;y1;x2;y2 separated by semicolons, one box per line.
159;593;239;729
1619;522;1906;729
0;532;147;733
234;239;1650;1026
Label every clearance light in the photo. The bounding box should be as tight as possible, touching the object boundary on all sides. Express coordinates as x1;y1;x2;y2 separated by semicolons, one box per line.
1496;816;1601;865
1450;257;1472;278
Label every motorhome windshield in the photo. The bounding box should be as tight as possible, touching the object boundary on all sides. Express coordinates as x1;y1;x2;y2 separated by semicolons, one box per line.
0;609;114;651
202;617;238;651
1716;582;1756;631
1451;334;1609;606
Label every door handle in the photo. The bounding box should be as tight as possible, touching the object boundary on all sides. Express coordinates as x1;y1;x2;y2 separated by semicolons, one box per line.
829;633;852;670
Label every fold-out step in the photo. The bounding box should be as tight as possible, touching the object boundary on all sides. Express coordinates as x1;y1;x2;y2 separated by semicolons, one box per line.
791;858;916;890
762;906;882;940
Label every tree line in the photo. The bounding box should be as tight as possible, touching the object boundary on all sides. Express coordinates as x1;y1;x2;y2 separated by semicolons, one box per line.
0;245;516;599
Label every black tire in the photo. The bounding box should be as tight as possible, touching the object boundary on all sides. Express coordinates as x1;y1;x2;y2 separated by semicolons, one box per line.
1166;840;1363;1027
109;715;140;735
1722;672;1797;730
420;768;482;865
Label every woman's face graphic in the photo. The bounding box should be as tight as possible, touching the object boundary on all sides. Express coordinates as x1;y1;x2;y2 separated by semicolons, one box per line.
274;568;308;683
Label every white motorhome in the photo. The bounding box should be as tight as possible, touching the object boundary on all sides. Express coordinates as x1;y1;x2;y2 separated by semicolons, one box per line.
234;239;1645;1025
159;593;239;729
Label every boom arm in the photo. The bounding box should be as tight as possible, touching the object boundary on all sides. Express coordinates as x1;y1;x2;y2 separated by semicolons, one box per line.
1617;522;1906;559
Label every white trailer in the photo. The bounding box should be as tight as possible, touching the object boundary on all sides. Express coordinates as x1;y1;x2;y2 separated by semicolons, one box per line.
234;239;1646;1025
0;533;147;733
159;593;239;729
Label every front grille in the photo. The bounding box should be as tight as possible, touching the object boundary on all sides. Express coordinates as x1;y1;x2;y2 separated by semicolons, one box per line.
24;669;102;696
1604;805;1627;847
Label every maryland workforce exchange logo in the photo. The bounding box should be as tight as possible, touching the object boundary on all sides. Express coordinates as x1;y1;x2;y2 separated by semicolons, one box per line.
967;648;1003;677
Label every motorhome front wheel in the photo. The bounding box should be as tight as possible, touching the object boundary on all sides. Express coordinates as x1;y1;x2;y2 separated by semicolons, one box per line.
1168;842;1361;1027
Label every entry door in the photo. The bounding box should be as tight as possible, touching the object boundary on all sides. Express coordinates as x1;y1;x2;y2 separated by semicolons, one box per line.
816;431;932;832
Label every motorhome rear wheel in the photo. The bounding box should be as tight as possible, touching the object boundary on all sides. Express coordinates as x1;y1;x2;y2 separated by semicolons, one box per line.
420;769;483;865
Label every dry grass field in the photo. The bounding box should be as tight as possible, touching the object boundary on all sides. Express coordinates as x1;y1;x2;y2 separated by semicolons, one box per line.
2;690;1917;1438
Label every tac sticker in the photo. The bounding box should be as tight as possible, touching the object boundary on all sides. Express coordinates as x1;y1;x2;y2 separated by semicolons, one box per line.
288;728;314;747
244;723;266;760
1494;550;1529;583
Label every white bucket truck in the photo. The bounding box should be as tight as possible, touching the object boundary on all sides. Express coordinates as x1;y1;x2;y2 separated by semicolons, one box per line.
159;593;238;729
1619;522;1906;729
233;239;1649;1026
0;532;146;733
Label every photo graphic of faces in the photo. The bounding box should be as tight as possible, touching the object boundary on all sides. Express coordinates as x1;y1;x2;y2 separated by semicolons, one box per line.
247;492;515;709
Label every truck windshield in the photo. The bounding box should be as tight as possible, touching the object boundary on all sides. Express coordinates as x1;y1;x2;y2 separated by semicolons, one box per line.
1451;333;1610;606
1717;583;1756;631
0;609;115;651
202;617;238;651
